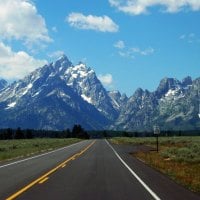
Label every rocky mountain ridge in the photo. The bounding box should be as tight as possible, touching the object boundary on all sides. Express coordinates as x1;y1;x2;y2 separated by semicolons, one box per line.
0;55;199;131
0;79;7;91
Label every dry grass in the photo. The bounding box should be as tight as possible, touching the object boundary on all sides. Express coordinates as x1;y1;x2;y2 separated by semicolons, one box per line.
135;150;200;193
110;136;200;193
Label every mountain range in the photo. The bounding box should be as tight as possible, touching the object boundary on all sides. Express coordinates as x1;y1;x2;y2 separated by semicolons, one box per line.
0;55;199;131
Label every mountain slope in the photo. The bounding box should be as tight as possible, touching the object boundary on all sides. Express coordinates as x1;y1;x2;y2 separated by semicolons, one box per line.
0;56;110;130
114;88;158;130
108;90;128;111
0;79;7;91
63;62;118;120
155;77;200;130
0;55;199;131
115;77;200;131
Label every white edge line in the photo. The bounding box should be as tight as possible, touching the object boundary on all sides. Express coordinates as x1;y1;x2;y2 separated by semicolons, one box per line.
105;139;161;200
0;140;86;169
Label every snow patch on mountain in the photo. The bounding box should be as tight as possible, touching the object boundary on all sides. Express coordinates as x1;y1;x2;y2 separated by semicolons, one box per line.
6;102;17;109
0;55;199;131
81;94;92;104
22;83;33;95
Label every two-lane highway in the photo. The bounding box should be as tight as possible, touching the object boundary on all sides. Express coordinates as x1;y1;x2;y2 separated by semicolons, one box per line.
1;139;199;200
0;140;93;200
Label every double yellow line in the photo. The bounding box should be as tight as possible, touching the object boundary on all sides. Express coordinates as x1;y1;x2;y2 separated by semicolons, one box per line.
6;140;95;200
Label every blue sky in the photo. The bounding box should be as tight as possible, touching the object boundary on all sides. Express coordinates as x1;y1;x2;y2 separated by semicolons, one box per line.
0;0;200;96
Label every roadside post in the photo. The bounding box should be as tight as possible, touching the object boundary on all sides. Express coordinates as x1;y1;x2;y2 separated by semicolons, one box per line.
153;125;160;152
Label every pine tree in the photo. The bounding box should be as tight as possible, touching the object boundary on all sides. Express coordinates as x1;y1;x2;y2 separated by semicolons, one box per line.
15;127;24;139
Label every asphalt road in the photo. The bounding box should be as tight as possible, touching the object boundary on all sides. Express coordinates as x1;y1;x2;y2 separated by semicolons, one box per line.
0;139;199;200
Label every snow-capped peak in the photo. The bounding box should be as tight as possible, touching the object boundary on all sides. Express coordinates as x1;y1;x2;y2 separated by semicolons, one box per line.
64;62;94;82
52;54;72;71
0;54;119;129
57;54;71;64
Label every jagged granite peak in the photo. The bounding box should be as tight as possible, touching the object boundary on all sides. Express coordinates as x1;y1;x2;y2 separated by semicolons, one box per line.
53;54;72;67
63;62;118;120
108;90;122;110
135;88;144;96
155;77;181;98
0;79;7;90
114;76;200;131
182;76;192;87
108;91;129;112
108;90;121;101
120;93;128;102
0;53;199;131
114;86;157;131
193;77;200;86
54;54;72;64
0;55;117;122
0;74;109;130
64;62;94;85
0;55;116;130
154;77;200;130
47;56;117;120
128;88;144;101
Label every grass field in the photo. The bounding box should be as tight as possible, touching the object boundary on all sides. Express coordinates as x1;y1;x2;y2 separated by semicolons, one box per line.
110;136;200;193
0;138;82;162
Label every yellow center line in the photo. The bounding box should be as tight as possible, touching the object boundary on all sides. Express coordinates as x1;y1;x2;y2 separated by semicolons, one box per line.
6;140;95;200
38;177;49;184
61;164;66;168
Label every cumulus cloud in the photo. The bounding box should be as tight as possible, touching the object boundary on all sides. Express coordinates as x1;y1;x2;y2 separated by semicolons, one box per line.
98;74;113;86
0;0;52;45
67;12;119;32
114;40;125;49
0;42;47;79
109;0;200;15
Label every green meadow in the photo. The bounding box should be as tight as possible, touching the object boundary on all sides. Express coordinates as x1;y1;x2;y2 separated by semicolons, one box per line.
0;138;82;161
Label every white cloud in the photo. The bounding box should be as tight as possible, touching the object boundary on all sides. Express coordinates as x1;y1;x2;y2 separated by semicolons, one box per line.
98;74;113;86
0;0;52;45
48;51;65;59
114;40;155;59
118;50;135;59
109;0;200;15
114;40;125;49
179;33;200;43
0;42;47;79
131;47;154;55
67;12;119;32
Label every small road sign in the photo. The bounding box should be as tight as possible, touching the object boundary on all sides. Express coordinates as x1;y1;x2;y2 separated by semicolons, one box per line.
153;125;160;152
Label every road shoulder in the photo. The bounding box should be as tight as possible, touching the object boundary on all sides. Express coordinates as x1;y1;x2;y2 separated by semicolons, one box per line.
108;141;200;200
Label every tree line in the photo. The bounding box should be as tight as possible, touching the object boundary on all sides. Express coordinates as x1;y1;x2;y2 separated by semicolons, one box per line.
0;126;199;140
0;124;89;140
89;129;200;138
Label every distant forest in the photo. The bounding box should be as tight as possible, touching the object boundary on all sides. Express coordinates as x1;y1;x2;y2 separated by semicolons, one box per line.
0;124;89;140
0;126;199;140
